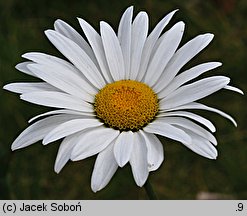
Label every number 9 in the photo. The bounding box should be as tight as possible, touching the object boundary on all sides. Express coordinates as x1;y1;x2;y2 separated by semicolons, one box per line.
238;203;243;211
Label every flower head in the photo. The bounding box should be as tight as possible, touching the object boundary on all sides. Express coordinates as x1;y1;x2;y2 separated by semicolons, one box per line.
4;6;243;192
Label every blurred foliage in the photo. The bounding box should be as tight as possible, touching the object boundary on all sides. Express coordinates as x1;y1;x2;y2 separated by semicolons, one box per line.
0;0;246;199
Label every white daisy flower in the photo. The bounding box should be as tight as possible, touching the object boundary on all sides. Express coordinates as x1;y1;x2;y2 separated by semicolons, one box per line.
4;6;243;192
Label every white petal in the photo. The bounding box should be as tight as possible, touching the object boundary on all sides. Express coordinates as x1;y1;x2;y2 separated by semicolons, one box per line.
137;10;178;81
22;52;81;76
224;85;244;95
3;82;59;94
15;62;36;77
43;118;103;145
23;53;97;95
158;111;216;132
159;117;217;145
129;12;149;80
117;6;133;79
144;22;185;86
91;142;118;192
182;129;218;159
144;120;191;144
159;62;222;98
71;126;120;161
139;130;164;171
160;76;230;110
11;114;79;150
45;30;106;89
163;102;237;127
21;91;92;112
27;63;95;103
54;133;79;173
114;131;134;167
29;109;95;123
154;33;214;92
54;19;97;64
100;21;125;81
78;18;113;83
129;132;149;187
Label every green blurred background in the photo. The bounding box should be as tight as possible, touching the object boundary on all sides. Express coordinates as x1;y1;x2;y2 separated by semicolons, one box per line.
0;0;246;199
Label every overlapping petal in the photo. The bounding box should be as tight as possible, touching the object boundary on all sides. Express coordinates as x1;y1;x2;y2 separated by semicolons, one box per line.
118;6;133;79
154;33;214;93
21;91;92;112
160;76;230;110
158;111;216;132
137;10;178;81
78;18;113;83
158;62;222;99
45;30;106;89
158;117;217;145
43;118;103;145
129;12;149;80
15;62;36;77
114;131;134;167
144;120;192;144
91;143;118;192
54;19;97;64
144;22;185;86
129;132;149;186
28;109;95;123
11;114;80;150
140;131;164;171
54;133;80;173
164;102;237;126
100;21;125;81
3;82;59;94
71;126;119;161
27;63;96;102
181;129;218;159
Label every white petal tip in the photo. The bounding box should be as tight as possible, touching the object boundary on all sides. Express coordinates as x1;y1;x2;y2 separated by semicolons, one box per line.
177;21;185;26
44;29;54;37
11;143;22;151
99;21;109;31
224;85;244;95
42;140;49;145
206;33;214;38
3;84;10;91
77;17;85;24
54;168;60;174
208;151;218;160
20;94;29;101
21;53;26;58
125;5;134;11
114;151;130;168
54;19;63;24
11;146;17;151
70;156;80;161
137;181;146;187
54;161;66;173
211;155;217;160
139;11;148;16
198;33;214;44
43;134;57;145
91;186;99;193
117;160;127;168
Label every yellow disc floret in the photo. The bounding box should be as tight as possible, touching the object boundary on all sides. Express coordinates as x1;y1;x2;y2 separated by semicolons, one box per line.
94;80;159;131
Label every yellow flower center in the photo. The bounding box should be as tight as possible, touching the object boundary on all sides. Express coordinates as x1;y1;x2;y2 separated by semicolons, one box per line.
94;80;159;131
